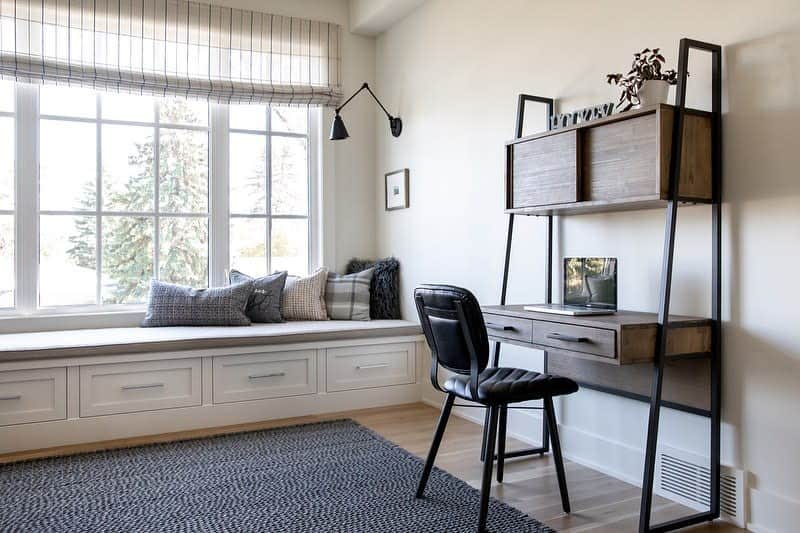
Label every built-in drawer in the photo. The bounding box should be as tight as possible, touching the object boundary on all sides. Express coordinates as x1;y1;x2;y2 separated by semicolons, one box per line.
213;350;316;404
532;321;616;360
483;313;534;344
326;343;415;392
0;368;66;426
80;359;201;417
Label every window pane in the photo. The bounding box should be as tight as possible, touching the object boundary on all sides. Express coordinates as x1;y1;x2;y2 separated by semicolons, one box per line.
40;215;96;306
40;120;96;211
40;85;96;118
0;117;13;210
271;218;308;275
230;218;267;277
230;104;266;130
159;216;208;286
160;97;208;126
230;133;266;214
271;106;307;134
102;216;153;304
159;129;208;213
102;125;155;212
102;92;155;122
271;136;308;215
0;80;12;112
0;215;12;308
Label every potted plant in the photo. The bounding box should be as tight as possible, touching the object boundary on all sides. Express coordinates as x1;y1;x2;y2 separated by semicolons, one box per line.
606;48;679;111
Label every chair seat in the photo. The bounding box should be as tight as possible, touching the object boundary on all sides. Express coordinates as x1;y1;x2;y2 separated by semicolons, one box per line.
443;367;579;404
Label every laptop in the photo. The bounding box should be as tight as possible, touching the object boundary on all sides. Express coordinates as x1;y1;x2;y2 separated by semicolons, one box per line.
524;257;617;316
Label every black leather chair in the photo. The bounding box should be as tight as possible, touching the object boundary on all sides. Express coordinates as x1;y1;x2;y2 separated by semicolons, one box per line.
414;284;578;532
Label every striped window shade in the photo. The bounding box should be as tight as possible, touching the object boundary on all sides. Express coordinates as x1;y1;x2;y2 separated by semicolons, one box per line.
0;0;342;105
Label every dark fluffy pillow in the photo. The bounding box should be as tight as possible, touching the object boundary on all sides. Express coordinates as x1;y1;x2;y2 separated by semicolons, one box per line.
141;279;253;327
229;270;288;323
346;257;400;319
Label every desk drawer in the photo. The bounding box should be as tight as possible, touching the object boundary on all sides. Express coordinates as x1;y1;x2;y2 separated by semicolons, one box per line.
80;359;201;417
213;350;316;404
533;321;616;359
326;343;415;392
483;313;533;343
0;368;66;426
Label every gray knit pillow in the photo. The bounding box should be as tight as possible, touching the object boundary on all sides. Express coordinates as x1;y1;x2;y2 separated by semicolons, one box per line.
281;268;329;321
141;279;254;327
326;268;374;320
229;270;288;323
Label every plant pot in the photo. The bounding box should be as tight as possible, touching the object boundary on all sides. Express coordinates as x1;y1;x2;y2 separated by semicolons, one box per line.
637;80;670;107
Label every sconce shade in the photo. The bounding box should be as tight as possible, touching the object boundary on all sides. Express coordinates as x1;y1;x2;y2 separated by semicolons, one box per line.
330;113;350;140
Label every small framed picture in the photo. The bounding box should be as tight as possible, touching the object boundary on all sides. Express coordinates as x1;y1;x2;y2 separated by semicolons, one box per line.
385;169;409;211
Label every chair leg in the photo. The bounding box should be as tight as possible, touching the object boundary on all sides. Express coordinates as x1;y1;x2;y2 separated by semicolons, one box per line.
544;396;570;513
416;394;456;499
479;407;490;462
478;405;500;533
496;405;507;483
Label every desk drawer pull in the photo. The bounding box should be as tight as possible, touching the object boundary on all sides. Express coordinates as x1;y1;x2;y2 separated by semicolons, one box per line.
0;394;21;401
356;363;390;370
248;372;286;380
546;333;588;343
121;382;165;391
486;323;515;331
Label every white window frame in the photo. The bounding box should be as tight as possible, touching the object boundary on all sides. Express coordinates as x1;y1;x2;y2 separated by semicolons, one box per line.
0;82;321;327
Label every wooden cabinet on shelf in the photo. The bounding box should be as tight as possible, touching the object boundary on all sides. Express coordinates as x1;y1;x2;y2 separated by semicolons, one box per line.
505;104;712;215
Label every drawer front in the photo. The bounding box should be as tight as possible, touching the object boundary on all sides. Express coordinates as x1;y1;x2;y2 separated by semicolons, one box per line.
326;343;415;392
510;130;579;208
0;368;66;426
80;359;201;417
213;350;316;404
532;321;616;359
483;313;533;343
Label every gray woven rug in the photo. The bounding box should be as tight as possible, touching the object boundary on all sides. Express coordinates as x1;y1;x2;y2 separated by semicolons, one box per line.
0;419;553;532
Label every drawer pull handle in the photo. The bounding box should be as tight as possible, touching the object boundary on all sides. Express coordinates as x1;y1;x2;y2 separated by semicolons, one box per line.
356;363;390;370
546;333;589;343
486;323;515;331
121;383;165;391
0;394;21;401
248;372;286;380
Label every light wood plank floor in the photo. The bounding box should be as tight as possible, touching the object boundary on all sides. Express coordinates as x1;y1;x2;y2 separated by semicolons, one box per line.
1;402;744;532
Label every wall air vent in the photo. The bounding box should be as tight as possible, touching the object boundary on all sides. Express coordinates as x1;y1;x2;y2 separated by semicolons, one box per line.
655;445;746;528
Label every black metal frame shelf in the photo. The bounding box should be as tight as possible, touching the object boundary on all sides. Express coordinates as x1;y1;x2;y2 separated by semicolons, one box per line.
486;38;723;533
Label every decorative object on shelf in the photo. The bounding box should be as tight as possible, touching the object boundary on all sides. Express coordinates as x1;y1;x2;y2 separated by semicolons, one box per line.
550;102;615;130
606;48;679;111
330;82;402;140
384;169;409;211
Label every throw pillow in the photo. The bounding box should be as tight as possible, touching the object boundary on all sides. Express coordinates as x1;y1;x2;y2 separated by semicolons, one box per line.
281;268;329;321
326;268;375;321
346;257;401;319
141;279;254;327
229;270;288;323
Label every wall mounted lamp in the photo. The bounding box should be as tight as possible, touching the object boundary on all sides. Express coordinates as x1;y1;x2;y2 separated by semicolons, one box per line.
330;82;402;140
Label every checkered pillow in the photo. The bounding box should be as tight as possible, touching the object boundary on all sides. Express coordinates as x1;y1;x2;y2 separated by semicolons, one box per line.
281;268;329;320
325;268;374;320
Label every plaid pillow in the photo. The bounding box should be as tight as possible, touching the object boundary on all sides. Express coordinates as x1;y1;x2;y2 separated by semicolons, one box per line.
326;268;375;321
281;268;329;321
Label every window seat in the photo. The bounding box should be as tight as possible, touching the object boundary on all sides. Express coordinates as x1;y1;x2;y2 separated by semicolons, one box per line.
0;320;422;362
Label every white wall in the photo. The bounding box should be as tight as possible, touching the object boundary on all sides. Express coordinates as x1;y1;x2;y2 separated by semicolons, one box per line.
373;1;800;530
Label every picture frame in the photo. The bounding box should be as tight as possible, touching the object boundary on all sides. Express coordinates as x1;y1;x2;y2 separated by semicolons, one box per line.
384;169;409;211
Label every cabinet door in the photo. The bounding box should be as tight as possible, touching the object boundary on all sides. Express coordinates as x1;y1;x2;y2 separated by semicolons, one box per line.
508;130;579;208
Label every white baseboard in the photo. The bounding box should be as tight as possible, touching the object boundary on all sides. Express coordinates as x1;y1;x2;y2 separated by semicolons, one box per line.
747;487;800;533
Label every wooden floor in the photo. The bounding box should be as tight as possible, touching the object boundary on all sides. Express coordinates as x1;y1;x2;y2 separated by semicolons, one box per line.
1;402;745;532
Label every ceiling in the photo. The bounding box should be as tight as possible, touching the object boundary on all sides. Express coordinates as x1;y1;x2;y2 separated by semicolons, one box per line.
348;0;427;36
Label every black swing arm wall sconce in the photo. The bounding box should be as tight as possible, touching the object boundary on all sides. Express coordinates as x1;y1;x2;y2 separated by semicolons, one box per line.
329;82;402;140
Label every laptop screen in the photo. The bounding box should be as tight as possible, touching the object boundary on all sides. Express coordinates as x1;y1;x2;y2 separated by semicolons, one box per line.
563;257;617;309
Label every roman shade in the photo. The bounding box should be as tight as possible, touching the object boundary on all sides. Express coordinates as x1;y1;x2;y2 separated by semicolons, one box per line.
0;0;342;105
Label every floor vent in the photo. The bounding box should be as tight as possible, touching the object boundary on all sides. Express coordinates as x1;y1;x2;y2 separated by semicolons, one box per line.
655;446;746;528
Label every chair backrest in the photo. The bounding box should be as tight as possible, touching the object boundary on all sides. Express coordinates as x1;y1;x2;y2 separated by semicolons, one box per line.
414;284;489;376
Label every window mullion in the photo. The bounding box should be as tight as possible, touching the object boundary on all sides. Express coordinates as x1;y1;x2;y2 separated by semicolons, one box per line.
95;93;102;306
265;107;272;274
15;84;39;313
209;103;229;287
